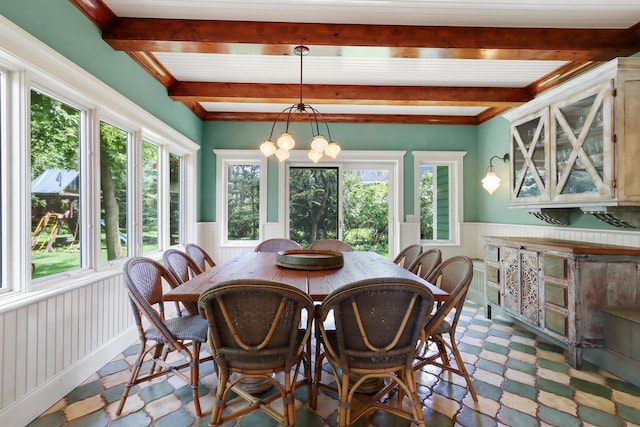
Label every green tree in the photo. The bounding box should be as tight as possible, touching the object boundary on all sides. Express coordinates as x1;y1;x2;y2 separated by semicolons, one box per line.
343;170;388;252
419;167;434;240
227;164;260;240
289;168;338;247
100;122;128;260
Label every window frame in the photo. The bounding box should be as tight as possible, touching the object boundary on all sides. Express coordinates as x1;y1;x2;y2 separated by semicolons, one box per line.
214;149;267;248
0;17;199;303
413;151;466;247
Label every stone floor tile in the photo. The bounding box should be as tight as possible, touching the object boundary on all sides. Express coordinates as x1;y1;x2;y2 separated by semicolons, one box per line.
578;406;625;427
40;398;67;416
424;393;461;418
537;366;571;385
484;335;510;347
612;389;640;409
569;367;608;385
510;334;537;347
466;324;490;334
63;394;105;422
66;409;110;427
100;369;132;389
154;408;195;427
571;377;612;398
574;390;616;414
537;348;568;364
537;378;574;399
503;378;537;400
538;404;581;427
460;335;486;347
105;393;144;418
472;368;504;388
455;404;497;427
537;390;578;416
497;406;538;427
145;394;184;420
504;368;536;387
462;394;500;418
500;391;538;417
478;349;508;365
507;349;538;365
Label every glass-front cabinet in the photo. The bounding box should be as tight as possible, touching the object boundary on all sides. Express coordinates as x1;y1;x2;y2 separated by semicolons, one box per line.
510;111;548;205
505;57;640;225
550;81;613;203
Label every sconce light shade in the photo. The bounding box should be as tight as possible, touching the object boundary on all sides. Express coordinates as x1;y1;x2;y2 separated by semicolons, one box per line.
482;153;510;195
482;171;501;195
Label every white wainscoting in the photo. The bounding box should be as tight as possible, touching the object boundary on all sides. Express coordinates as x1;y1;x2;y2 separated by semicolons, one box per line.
0;273;137;426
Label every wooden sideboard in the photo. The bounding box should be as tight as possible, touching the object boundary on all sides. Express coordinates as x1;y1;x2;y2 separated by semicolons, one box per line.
483;236;640;368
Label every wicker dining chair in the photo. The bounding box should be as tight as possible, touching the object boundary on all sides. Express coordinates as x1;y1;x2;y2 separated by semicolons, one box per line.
309;239;354;252
415;255;478;401
408;248;442;280
198;279;315;427
185;242;216;272
162;248;203;315
118;257;212;417
393;244;422;269
254;238;302;252
314;277;435;427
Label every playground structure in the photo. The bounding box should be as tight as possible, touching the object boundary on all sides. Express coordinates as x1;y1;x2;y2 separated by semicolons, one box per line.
31;209;78;252
31;169;80;252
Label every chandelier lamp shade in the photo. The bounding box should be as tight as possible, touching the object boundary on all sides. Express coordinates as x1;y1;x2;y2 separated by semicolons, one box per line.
481;153;510;195
259;45;340;163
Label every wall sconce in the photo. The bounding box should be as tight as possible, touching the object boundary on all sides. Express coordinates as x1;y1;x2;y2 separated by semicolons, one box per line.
482;153;510;195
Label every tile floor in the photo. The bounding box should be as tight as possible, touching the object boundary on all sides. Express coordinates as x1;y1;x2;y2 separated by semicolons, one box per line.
28;300;640;427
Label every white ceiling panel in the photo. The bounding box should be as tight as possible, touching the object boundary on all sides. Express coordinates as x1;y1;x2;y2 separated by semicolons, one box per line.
200;102;487;116
104;0;640;28
155;52;567;87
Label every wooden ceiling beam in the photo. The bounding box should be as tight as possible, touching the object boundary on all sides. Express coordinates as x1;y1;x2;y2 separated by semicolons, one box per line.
200;111;478;125
103;18;640;61
169;82;531;106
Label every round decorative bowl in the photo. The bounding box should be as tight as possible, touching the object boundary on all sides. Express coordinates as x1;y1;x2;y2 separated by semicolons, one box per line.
276;249;344;270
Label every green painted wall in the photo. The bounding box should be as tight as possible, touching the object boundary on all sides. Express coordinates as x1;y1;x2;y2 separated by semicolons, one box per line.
201;121;479;223
0;0;202;143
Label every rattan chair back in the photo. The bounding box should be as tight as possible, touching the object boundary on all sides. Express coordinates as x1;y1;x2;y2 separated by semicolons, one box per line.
198;279;315;427
315;277;434;426
254;238;302;252
417;255;477;401
119;257;211;417
309;239;354;252
393;243;422;269
162;248;201;315
185;242;216;271
408;248;442;279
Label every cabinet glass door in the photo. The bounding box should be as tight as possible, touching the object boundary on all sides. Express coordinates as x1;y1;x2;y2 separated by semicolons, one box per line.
511;113;548;202
551;82;613;201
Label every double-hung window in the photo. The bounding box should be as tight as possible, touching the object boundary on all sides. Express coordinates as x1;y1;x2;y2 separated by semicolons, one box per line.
413;151;466;246
215;150;266;247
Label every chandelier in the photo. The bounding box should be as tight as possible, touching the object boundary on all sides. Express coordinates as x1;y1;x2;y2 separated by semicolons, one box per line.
259;45;340;163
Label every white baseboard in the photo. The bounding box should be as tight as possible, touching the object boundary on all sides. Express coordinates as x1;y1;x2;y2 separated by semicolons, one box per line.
1;326;137;427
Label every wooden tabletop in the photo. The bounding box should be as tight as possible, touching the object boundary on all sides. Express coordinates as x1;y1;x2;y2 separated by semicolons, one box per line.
164;251;448;303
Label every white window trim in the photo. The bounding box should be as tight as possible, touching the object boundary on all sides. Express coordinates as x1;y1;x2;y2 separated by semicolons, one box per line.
214;149;267;248
413;151;466;246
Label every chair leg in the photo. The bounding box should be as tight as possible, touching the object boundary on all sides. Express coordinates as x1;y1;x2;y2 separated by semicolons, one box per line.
447;333;478;401
190;341;203;417
209;371;229;427
116;340;147;416
404;367;426;427
337;373;351;427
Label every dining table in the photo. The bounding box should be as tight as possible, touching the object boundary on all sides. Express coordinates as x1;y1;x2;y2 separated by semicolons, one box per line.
163;250;449;304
